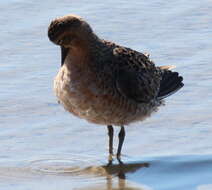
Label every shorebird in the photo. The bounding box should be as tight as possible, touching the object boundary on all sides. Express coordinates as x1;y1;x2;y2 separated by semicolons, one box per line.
48;14;183;159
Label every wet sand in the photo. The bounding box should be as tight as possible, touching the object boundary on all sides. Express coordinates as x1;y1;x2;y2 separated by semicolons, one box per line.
0;0;212;189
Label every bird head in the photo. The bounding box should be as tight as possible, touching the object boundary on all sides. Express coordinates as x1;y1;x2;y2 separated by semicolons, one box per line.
48;14;96;66
48;14;93;48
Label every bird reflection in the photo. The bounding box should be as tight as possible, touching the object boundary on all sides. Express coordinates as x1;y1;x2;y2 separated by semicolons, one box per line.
78;159;150;190
104;160;149;190
104;158;149;178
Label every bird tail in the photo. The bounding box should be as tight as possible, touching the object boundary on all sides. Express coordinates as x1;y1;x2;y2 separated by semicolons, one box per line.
157;65;184;100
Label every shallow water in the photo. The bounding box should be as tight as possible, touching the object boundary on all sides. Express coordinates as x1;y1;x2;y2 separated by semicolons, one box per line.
1;0;212;189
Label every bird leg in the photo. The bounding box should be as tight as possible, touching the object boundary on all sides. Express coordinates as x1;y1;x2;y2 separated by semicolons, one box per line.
107;125;114;155
117;126;125;159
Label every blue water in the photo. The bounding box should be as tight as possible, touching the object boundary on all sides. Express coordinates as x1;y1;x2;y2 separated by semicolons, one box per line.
0;0;212;189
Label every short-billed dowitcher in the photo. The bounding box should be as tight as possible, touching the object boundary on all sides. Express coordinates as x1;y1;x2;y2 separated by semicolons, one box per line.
48;14;183;159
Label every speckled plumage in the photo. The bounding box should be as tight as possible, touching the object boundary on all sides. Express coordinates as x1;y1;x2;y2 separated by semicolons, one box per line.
48;14;183;157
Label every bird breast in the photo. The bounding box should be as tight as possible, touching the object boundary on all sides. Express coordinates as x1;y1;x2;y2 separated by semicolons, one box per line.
53;60;157;126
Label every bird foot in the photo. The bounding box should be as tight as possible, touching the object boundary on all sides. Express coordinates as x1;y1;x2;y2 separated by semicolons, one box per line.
116;154;124;165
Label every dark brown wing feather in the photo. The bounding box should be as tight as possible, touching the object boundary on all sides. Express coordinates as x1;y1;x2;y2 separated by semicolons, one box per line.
157;69;184;100
113;47;161;103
